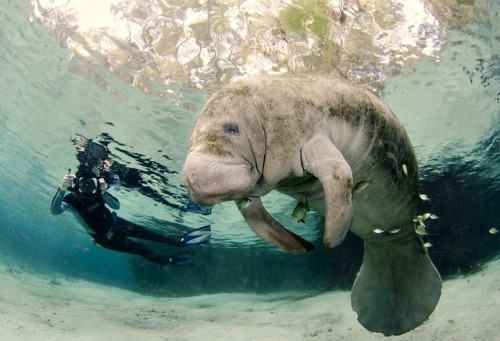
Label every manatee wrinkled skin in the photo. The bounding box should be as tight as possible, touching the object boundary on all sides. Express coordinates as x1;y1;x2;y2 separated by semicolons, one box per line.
183;75;441;336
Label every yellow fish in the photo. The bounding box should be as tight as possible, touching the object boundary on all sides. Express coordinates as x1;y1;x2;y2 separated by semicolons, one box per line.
292;198;311;223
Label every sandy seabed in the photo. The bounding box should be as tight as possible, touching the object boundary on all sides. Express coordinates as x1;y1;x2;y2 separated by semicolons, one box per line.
0;259;498;341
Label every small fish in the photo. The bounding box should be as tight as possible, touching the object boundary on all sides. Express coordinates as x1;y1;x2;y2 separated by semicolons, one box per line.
421;213;432;220
390;228;401;234
402;164;408;176
354;180;371;193
419;193;431;202
429;214;439;220
423;242;433;248
292;198;311;223
489;228;498;235
413;217;426;227
415;225;428;236
373;227;385;234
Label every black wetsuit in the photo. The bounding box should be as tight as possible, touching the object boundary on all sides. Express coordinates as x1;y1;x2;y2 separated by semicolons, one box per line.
50;188;183;265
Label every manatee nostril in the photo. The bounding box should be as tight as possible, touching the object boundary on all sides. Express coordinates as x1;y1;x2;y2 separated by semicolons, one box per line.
188;172;199;186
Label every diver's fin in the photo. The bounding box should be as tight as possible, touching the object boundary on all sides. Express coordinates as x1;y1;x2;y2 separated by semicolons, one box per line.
170;251;195;266
236;197;315;252
351;230;442;336
181;225;211;245
186;199;212;215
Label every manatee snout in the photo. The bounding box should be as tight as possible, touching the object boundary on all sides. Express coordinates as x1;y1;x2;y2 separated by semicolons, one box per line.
183;171;204;203
183;161;213;204
183;170;216;205
183;153;259;205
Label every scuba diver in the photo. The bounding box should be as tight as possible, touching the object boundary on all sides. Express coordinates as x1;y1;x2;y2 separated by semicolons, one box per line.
50;136;211;266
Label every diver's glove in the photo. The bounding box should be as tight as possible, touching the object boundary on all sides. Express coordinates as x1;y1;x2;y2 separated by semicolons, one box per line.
98;178;108;194
181;225;211;245
60;173;76;191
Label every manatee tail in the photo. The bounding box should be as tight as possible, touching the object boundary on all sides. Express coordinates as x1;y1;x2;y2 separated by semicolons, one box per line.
351;230;442;336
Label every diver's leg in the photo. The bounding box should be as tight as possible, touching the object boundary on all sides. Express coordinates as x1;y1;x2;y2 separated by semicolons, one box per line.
112;217;183;246
95;236;178;266
96;236;155;259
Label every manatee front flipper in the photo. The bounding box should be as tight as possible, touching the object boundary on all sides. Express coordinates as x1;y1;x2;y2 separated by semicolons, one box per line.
236;197;315;252
351;229;442;336
301;135;353;248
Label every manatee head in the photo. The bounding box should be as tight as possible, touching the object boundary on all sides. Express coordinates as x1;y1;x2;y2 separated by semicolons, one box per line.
183;86;265;205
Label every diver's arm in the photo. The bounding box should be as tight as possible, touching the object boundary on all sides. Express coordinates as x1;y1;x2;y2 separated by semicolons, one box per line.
50;188;69;215
99;178;120;209
51;174;75;215
103;191;120;210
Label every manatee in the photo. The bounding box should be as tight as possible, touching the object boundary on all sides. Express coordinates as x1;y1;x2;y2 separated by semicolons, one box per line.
183;74;442;336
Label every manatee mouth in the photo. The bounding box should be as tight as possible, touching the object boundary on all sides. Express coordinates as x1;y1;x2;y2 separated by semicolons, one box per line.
183;154;259;205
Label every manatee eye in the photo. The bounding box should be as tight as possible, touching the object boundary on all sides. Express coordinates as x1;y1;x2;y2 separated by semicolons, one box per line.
223;123;239;135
